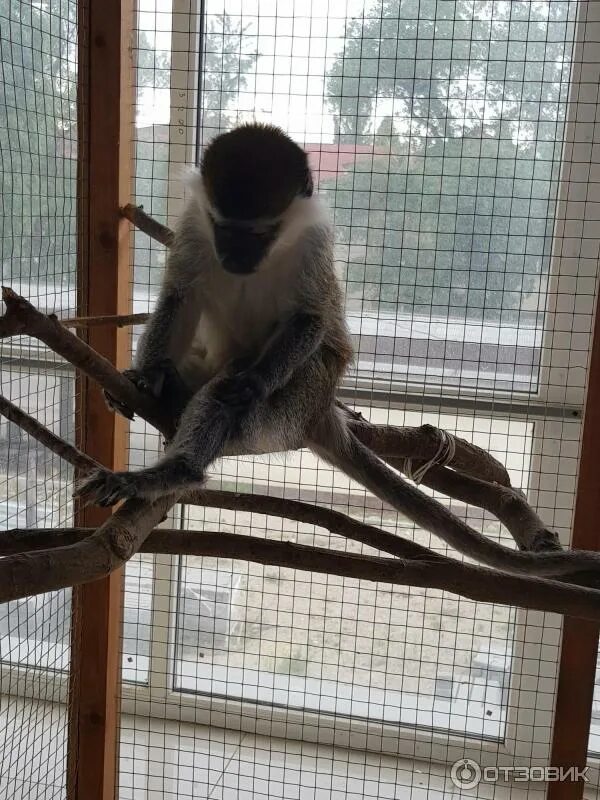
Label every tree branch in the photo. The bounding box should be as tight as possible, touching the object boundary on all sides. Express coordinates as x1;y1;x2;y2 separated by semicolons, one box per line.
345;415;510;486
2;526;600;620
0;394;100;474
120;203;175;247
0;495;178;603
60;312;150;329
0;286;172;438
2;284;594;577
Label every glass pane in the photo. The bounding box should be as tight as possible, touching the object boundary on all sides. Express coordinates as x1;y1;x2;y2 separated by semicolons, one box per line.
588;660;600;755
198;0;577;394
173;408;535;739
0;371;74;670
122;555;153;684
121;415;165;685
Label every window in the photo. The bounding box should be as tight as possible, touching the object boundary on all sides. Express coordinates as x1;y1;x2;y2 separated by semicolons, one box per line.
1;0;596;784
115;1;591;769
0;2;78;789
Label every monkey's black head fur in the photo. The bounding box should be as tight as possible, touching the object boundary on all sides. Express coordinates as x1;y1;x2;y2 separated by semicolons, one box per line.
201;123;313;221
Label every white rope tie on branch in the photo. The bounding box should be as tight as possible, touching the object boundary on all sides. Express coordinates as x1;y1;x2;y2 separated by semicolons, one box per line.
403;429;457;485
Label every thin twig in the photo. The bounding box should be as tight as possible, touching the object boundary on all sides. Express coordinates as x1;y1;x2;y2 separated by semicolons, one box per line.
60;312;150;329
120;203;175;247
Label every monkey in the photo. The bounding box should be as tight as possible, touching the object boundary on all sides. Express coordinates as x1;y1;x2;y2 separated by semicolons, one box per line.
75;122;355;507
73;124;600;581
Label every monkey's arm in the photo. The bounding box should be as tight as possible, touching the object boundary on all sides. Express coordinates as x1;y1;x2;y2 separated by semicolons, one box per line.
105;245;204;419
254;311;324;394
134;285;198;372
132;232;206;380
213;312;324;412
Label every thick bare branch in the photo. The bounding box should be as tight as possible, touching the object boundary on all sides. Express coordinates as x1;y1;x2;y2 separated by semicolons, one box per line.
345;415;510;487
0;494;177;602
0;286;172;438
182;489;443;562
1;526;600;620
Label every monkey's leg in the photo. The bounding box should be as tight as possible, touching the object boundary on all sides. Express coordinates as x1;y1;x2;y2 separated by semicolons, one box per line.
75;363;325;507
75;378;235;506
308;407;600;577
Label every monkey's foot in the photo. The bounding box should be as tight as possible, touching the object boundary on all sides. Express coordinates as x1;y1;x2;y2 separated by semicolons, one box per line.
74;469;145;507
75;459;206;507
103;389;135;421
212;367;268;412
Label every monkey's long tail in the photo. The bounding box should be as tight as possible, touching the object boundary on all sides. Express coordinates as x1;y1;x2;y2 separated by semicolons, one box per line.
310;408;600;578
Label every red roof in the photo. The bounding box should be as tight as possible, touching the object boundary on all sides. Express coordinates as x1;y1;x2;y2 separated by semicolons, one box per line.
304;143;377;184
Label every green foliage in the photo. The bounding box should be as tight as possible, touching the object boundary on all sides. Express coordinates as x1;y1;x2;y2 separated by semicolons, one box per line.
1;6;257;287
324;0;574;323
0;0;78;284
133;15;258;287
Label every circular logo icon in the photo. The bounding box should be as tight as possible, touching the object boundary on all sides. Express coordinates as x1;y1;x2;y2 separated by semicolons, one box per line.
450;758;482;790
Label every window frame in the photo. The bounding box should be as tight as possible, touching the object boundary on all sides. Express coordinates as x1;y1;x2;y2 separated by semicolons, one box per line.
121;0;593;775
1;0;599;784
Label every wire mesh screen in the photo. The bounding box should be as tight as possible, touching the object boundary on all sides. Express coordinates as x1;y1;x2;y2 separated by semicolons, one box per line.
117;0;600;798
0;0;78;797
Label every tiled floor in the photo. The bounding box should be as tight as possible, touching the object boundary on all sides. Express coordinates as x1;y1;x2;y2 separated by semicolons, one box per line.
0;697;598;798
118;717;460;799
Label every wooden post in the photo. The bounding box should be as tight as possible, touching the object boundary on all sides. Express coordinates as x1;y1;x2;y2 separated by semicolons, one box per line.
547;294;600;799
547;3;600;797
68;0;133;798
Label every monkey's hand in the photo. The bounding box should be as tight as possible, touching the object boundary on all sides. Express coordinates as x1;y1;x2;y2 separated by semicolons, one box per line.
103;365;164;420
212;362;268;413
74;468;138;507
104;360;191;422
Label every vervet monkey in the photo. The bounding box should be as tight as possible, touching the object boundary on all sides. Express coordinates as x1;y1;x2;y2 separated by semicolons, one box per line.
76;123;597;580
76;123;354;505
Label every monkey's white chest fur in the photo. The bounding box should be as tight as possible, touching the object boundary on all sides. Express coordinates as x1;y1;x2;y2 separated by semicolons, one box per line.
184;256;299;388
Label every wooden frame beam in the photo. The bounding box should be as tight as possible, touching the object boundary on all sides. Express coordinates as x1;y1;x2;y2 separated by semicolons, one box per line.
548;300;600;797
68;0;133;798
548;3;600;795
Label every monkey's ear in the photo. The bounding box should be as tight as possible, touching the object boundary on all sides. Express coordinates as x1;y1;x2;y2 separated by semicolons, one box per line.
183;166;202;190
184;167;209;205
302;167;314;198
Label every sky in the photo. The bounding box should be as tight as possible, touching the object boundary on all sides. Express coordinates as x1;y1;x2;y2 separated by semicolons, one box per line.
136;0;360;140
134;0;564;145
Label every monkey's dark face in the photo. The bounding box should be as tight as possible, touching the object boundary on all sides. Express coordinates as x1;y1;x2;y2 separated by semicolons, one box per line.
210;217;281;275
201;123;313;275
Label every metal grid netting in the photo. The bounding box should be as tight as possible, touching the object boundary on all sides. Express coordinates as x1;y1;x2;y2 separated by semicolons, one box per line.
0;0;590;798
117;1;600;798
117;2;600;798
0;0;79;797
